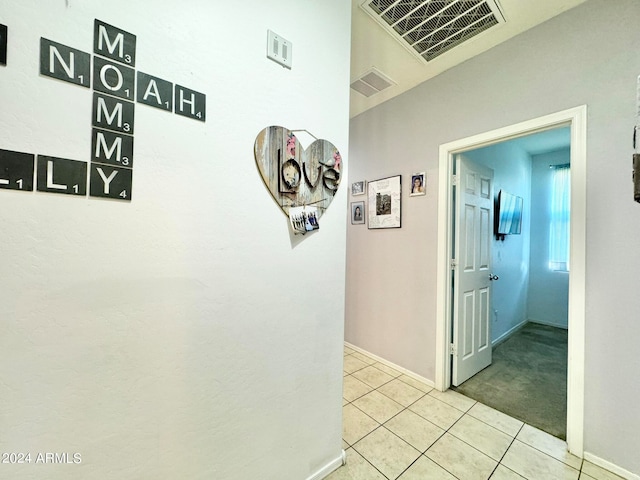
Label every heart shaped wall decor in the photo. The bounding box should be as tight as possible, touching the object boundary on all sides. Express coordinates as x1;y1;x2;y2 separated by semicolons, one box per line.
254;126;342;219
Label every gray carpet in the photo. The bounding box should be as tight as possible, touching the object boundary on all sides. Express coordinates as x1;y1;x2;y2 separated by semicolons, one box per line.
452;322;568;439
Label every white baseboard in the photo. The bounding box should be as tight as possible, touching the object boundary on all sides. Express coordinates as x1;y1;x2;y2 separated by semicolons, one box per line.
492;319;528;347
306;450;346;480
583;452;640;480
344;342;435;388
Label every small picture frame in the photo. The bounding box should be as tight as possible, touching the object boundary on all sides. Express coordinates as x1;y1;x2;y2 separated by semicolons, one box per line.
289;205;320;235
410;172;426;196
351;180;365;196
351;201;365;225
0;24;7;66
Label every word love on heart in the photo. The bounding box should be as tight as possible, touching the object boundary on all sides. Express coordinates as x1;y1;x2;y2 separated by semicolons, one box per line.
254;126;342;219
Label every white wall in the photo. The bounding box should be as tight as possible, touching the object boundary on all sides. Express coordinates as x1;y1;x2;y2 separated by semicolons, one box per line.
0;2;351;479
464;142;532;343
347;0;640;474
528;149;571;328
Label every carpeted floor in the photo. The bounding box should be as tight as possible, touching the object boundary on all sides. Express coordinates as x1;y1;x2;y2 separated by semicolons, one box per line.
452;322;568;439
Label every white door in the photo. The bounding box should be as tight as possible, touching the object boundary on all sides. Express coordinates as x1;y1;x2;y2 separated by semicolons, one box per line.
452;154;495;386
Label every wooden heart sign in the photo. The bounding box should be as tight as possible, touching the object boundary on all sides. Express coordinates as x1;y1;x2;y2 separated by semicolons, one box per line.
254;126;342;218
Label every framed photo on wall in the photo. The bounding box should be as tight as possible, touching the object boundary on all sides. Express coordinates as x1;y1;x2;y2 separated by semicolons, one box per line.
0;24;7;66
351;180;365;196
351;201;365;224
410;172;426;196
367;175;401;229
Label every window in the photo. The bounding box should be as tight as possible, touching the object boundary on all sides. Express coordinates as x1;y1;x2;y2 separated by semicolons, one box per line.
549;165;570;271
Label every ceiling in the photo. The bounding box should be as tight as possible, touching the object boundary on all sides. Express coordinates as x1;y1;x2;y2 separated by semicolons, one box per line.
469;126;571;157
349;0;588;118
518;126;571;156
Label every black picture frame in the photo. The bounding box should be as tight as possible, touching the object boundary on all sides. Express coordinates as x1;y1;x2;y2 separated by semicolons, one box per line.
0;24;8;66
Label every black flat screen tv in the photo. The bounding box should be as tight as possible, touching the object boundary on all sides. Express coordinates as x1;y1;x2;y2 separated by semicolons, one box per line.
496;190;523;235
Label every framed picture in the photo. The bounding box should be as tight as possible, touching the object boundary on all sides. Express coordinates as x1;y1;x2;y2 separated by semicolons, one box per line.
351;201;365;225
351;180;365;196
410;172;426;196
367;175;401;229
0;24;7;66
289;205;320;235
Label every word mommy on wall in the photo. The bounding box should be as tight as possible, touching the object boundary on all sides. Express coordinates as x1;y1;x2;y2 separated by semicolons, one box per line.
0;19;206;202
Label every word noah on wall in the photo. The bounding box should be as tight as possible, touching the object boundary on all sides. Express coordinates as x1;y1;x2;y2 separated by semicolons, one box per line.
0;19;206;201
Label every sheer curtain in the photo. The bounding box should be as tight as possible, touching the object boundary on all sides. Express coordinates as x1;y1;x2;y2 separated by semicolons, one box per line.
549;164;570;271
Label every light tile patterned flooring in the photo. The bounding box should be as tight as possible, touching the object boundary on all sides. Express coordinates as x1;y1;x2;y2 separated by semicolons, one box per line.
328;346;624;480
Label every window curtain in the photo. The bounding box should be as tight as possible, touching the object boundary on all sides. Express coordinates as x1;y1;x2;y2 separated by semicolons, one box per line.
549;165;570;271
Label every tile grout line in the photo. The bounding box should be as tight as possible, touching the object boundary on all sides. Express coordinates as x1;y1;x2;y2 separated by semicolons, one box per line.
404;391;470;429
375;387;428;411
343;376;399;404
401;370;579;470
416;405;484;480
346;444;392;480
488;422;526;479
350;351;495;477
509;437;583;475
344;348;591;480
353;404;446;480
433;403;570;479
436;389;582;473
349;423;395;480
344;354;441;479
347;368;487;479
344;349;436;478
407;395;535;479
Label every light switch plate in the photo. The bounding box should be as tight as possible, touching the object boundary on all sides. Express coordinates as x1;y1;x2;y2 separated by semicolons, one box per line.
266;30;292;69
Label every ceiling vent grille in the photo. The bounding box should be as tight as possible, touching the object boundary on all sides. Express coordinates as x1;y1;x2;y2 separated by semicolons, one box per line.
360;0;505;62
350;67;396;97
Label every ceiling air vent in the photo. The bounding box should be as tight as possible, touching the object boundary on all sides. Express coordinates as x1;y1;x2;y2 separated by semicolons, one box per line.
351;67;396;97
360;0;505;63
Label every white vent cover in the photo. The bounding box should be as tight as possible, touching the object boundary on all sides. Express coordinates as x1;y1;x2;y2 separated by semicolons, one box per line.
350;67;396;97
360;0;505;63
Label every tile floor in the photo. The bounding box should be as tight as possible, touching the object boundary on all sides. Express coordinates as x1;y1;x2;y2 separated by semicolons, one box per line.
328;346;624;480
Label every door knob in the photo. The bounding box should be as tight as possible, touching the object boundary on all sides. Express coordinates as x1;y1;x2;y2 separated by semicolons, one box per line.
489;274;499;281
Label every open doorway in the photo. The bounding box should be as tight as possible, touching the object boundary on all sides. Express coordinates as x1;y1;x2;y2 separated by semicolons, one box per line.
434;106;587;457
449;128;571;440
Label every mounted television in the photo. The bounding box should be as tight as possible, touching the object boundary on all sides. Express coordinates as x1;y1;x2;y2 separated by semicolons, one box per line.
496;190;523;236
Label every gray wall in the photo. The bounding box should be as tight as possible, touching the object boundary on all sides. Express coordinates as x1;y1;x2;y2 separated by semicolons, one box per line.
347;0;640;473
528;149;571;328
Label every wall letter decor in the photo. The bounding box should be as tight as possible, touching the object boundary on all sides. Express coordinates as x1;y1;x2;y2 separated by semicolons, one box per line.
254;126;342;222
0;18;209;203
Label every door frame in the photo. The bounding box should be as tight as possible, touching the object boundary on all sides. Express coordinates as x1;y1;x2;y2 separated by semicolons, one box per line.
434;105;587;457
